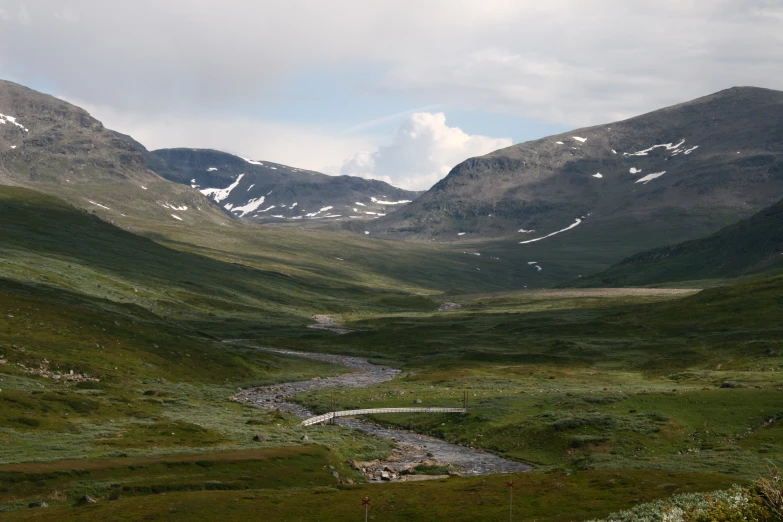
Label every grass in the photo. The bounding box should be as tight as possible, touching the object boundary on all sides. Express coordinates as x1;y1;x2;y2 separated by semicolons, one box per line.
1;184;782;519
0;469;739;521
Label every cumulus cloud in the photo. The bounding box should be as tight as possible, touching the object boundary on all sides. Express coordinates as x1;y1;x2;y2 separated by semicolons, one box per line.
340;112;511;190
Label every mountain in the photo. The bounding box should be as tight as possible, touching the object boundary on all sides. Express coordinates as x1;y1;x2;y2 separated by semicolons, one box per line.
146;147;420;223
0;79;227;227
371;87;783;251
569;195;783;287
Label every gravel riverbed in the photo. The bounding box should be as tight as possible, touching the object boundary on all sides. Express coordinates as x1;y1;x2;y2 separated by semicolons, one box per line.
233;348;531;478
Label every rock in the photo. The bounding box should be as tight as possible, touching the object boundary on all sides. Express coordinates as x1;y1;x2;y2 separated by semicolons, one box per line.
384;465;397;473
381;471;391;481
28;502;48;508
344;478;354;485
0;359;6;364
721;381;739;388
426;452;435;457
399;465;414;475
252;434;266;442
330;471;339;479
347;459;362;471
413;399;422;404
78;495;97;504
300;434;309;441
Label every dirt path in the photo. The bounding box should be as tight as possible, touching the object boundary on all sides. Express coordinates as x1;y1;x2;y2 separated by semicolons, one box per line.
233;348;530;479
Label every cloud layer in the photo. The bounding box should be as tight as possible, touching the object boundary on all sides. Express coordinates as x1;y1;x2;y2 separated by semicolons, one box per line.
341;113;511;190
1;1;782;189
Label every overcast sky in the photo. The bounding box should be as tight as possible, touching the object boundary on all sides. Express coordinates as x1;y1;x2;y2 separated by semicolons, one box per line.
1;1;781;190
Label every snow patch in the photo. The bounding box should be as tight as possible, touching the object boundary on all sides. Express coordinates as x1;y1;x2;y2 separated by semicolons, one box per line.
161;203;188;211
612;149;617;154
88;201;111;210
0;113;29;132
207;167;218;172
556;141;564;145
291;202;297;208
520;218;583;244
684;145;699;155
572;136;587;143
10;145;17;149
257;205;275;213
625;139;685;157
518;229;535;233
240;157;263;166
527;262;538;265
534;265;543;271
271;215;285;218
141;185;148;190
458;232;466;236
592;173;603;178
370;196;411;205
247;184;255;191
355;202;366;206
635;171;667;184
231;196;267;217
199;173;244;202
629;167;642;174
170;214;183;221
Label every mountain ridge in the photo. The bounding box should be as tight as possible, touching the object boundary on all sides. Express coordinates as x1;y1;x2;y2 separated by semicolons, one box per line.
371;86;783;246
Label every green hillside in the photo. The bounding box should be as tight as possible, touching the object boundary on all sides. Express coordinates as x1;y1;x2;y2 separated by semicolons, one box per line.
570;196;783;287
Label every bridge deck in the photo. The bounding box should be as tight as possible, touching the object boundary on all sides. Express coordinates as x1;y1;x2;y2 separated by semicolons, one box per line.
301;407;466;426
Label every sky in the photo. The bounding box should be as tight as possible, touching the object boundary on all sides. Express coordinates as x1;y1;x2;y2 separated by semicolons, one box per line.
0;1;782;190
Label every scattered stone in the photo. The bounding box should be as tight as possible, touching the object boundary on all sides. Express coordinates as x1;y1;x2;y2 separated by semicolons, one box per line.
28;502;48;508
77;495;97;504
300;434;309;441
330;471;339;479
252;434;266;442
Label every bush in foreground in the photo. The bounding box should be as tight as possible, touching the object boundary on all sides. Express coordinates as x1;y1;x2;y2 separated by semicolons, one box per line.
588;469;782;522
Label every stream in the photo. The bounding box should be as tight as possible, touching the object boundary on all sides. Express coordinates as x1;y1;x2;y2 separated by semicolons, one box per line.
233;348;531;478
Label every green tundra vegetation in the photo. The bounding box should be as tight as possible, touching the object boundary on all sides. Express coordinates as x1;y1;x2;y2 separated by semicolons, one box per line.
1;185;782;520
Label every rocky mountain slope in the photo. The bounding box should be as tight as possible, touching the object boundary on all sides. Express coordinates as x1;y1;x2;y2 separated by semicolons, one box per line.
570;195;783;287
0;79;226;227
371;87;783;252
147;148;419;223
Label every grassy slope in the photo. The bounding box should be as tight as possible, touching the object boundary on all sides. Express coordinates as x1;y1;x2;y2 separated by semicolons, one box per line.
571;197;783;287
270;278;783;482
1;185;782;519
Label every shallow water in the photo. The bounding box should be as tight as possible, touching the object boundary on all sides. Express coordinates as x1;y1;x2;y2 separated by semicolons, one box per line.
234;348;530;476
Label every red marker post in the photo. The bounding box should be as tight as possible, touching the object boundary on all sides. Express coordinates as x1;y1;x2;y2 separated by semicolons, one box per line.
362;496;371;522
507;480;515;521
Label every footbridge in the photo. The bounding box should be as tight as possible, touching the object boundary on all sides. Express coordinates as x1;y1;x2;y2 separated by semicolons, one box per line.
301;407;466;427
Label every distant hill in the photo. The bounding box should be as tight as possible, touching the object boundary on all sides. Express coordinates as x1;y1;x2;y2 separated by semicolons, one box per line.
371;87;783;250
147;147;420;223
568;196;783;287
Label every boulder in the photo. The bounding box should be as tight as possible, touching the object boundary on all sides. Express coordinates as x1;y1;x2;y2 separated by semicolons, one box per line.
330;471;339;479
252;434;266;442
77;495;97;504
28;502;48;508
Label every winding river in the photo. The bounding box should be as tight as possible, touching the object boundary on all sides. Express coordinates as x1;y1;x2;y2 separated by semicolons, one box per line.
233;348;530;477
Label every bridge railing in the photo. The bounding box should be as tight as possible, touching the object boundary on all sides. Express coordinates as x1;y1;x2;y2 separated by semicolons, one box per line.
301;407;466;426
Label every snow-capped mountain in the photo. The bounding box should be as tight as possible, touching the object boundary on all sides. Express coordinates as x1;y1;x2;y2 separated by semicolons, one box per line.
372;87;783;252
147;148;420;223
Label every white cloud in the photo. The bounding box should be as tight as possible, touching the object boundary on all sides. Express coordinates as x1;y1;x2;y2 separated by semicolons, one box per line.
340;112;511;190
68;98;374;175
